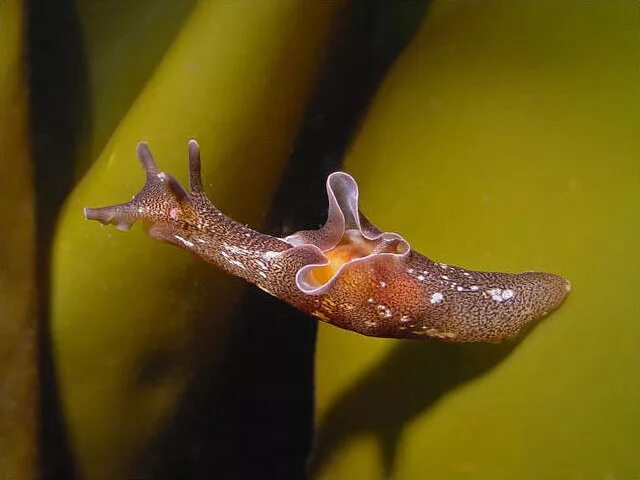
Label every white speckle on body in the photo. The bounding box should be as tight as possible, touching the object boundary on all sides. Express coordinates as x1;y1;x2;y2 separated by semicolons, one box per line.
169;207;180;220
417;275;425;281
379;281;387;288
263;251;280;261
224;243;253;256
430;292;444;304
376;304;393;319
174;235;194;248
487;287;514;302
487;288;503;302
229;259;246;270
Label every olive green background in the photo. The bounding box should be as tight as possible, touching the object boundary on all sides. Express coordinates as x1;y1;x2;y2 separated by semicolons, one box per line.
3;1;638;479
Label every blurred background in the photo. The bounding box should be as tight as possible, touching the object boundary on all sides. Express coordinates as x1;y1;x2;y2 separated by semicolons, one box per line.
1;1;639;479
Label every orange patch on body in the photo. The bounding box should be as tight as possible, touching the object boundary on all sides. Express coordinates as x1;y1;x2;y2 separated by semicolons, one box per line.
308;243;369;287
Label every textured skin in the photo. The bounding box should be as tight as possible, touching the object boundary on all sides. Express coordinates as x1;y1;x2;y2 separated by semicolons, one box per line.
85;141;570;343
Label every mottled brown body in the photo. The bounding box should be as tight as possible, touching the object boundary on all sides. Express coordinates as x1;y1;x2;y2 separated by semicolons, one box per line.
294;253;569;342
85;141;570;343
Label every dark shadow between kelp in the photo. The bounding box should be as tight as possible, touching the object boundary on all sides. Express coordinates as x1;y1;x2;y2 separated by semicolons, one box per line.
28;1;90;478
147;2;430;479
